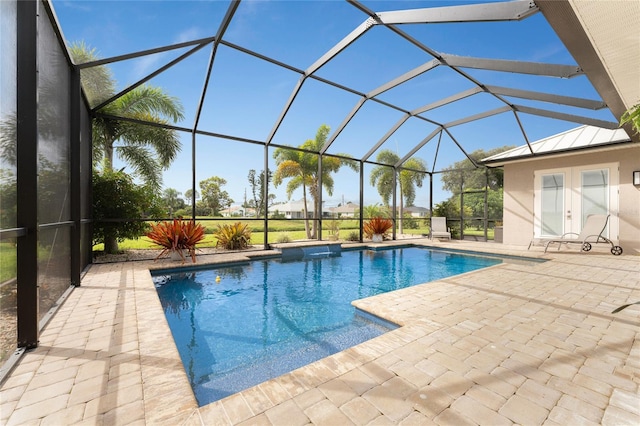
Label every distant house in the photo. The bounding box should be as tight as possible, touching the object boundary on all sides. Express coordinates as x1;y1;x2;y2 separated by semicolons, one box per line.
482;125;640;254
220;205;256;218
325;203;428;218
403;206;429;218
329;202;359;218
268;199;331;219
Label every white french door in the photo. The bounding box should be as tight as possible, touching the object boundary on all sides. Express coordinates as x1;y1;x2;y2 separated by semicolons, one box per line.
534;163;618;239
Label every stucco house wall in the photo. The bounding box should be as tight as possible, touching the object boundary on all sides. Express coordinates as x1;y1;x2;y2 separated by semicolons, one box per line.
501;145;640;254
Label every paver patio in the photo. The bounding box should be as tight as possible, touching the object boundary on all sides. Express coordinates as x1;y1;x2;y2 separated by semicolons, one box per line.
1;241;638;425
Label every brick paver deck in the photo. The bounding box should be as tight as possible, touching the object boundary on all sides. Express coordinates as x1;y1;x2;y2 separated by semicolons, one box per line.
1;241;638;425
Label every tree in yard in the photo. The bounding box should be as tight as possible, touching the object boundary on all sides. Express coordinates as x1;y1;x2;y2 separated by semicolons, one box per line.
69;42;185;253
361;204;390;219
184;189;199;206
438;147;513;234
247;169;275;217
462;188;504;224
273;124;358;239
92;170;163;251
199;176;233;217
369;149;427;234
161;188;185;217
440;147;514;194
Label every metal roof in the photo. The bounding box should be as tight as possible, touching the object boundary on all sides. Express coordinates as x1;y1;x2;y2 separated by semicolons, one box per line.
481;125;632;165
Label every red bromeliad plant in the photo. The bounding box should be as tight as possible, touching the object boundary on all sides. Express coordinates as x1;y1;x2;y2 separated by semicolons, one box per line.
363;216;393;240
147;219;205;263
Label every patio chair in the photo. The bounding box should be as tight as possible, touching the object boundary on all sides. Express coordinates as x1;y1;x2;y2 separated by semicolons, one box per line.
430;217;451;240
535;214;623;255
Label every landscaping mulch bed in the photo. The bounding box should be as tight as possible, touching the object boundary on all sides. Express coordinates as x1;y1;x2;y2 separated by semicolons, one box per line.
91;247;226;263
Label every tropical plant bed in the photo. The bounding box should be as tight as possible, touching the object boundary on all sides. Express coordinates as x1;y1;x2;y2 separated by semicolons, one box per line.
146;219;206;263
363;217;393;241
92;246;240;263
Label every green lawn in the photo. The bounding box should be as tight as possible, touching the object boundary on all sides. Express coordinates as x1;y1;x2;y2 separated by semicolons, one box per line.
93;218;500;252
93;224;495;252
0;244;17;282
465;229;495;239
0;221;496;281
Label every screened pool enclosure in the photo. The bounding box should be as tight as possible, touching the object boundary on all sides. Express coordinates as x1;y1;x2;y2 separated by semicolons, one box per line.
0;0;633;374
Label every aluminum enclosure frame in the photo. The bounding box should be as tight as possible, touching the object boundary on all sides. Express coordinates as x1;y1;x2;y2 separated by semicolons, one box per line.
70;0;623;251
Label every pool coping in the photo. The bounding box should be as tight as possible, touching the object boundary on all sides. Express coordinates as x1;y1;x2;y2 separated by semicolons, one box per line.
135;241;551;420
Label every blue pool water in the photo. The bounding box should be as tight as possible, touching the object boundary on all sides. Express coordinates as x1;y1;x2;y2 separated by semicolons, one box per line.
152;246;502;405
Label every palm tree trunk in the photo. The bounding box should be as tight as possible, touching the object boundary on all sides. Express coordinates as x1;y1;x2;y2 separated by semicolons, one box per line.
302;185;311;239
310;200;318;239
104;143;114;171
398;180;404;235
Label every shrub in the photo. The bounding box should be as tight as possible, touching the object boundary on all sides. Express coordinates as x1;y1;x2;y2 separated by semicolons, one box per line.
401;213;419;229
214;222;251;250
93;170;163;253
275;233;291;243
173;208;191;218
346;231;360;242
147;219;205;263
326;219;340;240
363;217;393;239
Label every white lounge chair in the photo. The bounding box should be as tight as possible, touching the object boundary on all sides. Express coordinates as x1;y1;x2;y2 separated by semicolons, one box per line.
430;217;451;240
534;214;623;255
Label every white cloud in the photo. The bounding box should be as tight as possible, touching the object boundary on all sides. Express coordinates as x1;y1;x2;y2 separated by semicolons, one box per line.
530;43;568;63
130;53;166;83
175;27;203;44
61;1;92;13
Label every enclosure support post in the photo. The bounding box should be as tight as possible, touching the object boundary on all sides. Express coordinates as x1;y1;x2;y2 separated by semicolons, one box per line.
484;168;489;242
359;161;364;242
191;132;197;221
317;153;322;241
429;173;433;238
16;0;39;349
459;174;464;240
263;144;269;250
392;168;397;240
70;67;81;286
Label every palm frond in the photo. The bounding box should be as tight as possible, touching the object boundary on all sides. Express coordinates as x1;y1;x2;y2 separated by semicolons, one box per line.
273;160;302;186
286;176;304;199
620;104;640;135
69;41;116;107
118;119;181;167
117;85;184;123
116;145;162;190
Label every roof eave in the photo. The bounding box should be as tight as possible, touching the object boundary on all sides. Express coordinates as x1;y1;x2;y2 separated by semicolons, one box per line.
481;139;638;167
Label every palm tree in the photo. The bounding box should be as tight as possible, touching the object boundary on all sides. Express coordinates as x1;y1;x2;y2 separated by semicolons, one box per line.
69;41;116;107
70;42;185;253
273;124;358;239
369;149;427;234
70;42;185;190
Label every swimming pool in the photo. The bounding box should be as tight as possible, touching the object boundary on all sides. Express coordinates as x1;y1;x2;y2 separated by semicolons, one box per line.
152;246;503;406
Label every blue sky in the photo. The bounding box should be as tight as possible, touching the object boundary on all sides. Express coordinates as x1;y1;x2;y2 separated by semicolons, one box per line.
52;0;616;208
